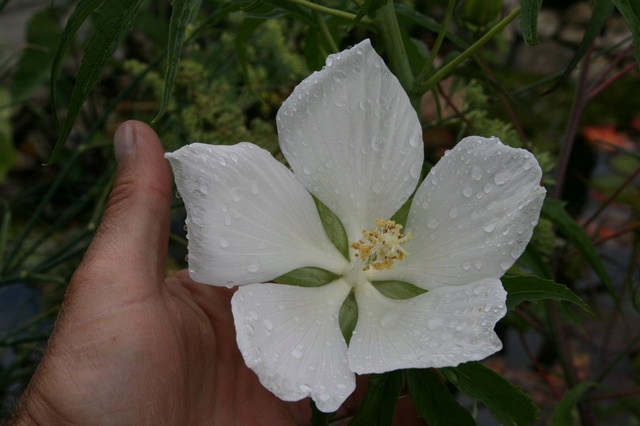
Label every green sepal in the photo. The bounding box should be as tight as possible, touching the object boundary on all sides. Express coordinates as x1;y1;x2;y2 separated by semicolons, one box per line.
313;196;349;260
339;291;358;345
371;280;427;300
274;267;339;287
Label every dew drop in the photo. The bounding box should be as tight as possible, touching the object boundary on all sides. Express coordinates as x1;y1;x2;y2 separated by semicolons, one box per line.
462;262;471;271
336;383;347;390
427;318;443;330
494;171;509;185
218;237;230;248
333;70;347;82
500;260;511;271
199;183;209;194
483;223;496;233
483;183;494;194
427;217;438;229
449;207;458;219
409;161;421;179
231;189;241;202
462;187;473;198
250;182;260;195
471;166;483;181
299;384;311;392
302;166;312;175
246;259;260;273
262;319;274;331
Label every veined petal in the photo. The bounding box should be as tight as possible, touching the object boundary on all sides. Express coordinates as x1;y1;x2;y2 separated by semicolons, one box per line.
232;280;355;413
166;143;347;286
348;279;506;374
277;39;424;242
375;136;545;289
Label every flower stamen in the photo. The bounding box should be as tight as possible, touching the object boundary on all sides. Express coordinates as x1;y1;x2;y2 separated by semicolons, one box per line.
351;219;412;271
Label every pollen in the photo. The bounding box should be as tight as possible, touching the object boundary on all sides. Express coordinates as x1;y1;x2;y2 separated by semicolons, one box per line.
351;219;412;271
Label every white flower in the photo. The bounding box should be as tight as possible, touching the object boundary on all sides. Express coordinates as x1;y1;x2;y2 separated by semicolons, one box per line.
165;39;546;413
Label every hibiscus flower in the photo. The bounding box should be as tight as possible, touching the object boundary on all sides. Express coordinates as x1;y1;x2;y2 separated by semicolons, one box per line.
165;39;546;412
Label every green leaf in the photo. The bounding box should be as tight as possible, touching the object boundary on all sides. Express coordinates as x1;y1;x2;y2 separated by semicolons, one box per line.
314;196;349;260
350;371;403;426
274;267;339;287
390;196;412;227
13;8;61;101
407;369;475;426
48;0;146;165
0;89;17;182
544;0;613;93
502;275;593;315
353;0;388;26
339;291;358;344
442;362;538;426
550;382;597;426
371;280;427;300
50;0;105;129
612;0;640;68
153;0;200;122
310;398;332;425
520;0;543;45
541;198;617;305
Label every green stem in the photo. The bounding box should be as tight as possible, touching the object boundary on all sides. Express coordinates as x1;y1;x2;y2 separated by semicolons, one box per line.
421;6;521;91
416;0;455;84
288;0;375;24
314;11;339;53
377;0;414;93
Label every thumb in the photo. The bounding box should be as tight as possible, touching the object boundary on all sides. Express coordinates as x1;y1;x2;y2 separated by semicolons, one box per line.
71;121;173;303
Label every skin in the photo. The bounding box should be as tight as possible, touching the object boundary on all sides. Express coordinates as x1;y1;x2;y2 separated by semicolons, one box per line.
11;121;423;426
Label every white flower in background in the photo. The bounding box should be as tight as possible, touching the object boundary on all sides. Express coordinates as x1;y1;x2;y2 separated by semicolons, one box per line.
165;39;546;413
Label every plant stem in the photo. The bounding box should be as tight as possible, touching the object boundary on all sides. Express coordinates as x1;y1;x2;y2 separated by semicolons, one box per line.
314;11;338;53
416;0;455;84
287;0;375;24
421;6;521;91
377;0;415;94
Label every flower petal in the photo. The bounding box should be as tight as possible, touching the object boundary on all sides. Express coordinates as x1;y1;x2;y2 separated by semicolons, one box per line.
232;280;355;412
277;39;424;241
348;279;506;374
166;143;347;286
375;136;546;289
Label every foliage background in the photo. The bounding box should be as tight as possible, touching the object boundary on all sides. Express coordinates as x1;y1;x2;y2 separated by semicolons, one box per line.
0;0;639;424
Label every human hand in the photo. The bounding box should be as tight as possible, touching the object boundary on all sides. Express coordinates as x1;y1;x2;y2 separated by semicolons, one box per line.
11;121;312;425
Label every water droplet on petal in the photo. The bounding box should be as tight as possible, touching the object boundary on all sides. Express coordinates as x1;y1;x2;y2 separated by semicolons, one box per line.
494;171;509;185
302;166;311;175
250;182;260;195
449;207;458;218
500;260;512;271
427;318;443;330
219;237;229;248
333;70;347;82
463;187;473;198
483;223;496;233
246;258;260;273
262;319;273;331
471;166;483;181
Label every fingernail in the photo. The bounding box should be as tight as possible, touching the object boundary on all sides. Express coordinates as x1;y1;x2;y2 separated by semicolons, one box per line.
114;122;135;163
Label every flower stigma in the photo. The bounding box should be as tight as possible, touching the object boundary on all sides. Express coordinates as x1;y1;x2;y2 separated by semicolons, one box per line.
351;219;412;271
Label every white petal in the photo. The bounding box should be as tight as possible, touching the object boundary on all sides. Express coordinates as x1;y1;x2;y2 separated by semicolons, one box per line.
375;136;546;289
348;279;506;374
277;39;424;241
166;143;347;286
232;280;355;412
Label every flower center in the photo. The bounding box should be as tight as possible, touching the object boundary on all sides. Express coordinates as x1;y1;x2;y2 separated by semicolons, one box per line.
351;219;412;271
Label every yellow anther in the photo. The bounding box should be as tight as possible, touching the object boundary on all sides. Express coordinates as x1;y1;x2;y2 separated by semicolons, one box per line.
351;219;412;271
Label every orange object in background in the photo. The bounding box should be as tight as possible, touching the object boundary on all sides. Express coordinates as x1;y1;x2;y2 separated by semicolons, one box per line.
583;125;636;151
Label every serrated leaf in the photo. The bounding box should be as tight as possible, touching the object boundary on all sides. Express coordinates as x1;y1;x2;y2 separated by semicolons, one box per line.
274;267;339;287
314;196;349;260
371;280;427;300
48;0;147;165
407;369;475;426
502;275;593;315
612;0;640;67
520;0;543;45
544;0;613;93
153;0;200;122
441;362;538;426
550;382;597;426
350;371;403;426
541;199;617;306
339;291;357;344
